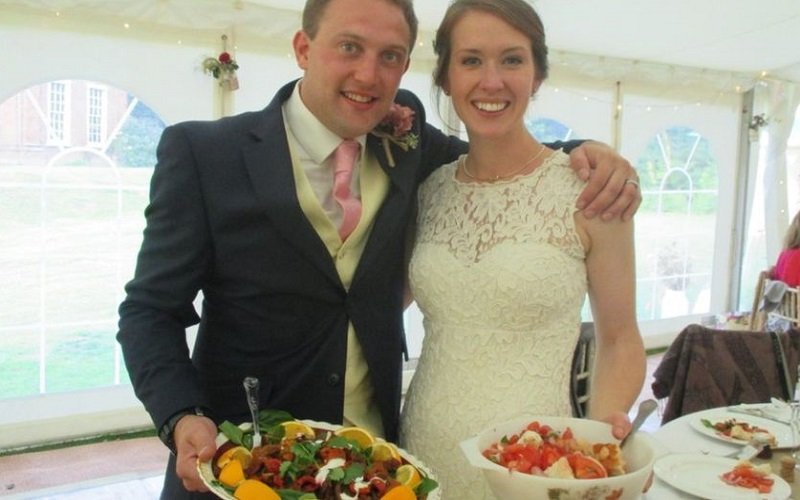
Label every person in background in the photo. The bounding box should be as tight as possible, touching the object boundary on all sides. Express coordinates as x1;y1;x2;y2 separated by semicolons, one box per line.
116;0;641;497
399;0;646;497
771;209;800;286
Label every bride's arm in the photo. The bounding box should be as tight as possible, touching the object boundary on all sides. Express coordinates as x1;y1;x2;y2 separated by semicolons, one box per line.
576;211;645;438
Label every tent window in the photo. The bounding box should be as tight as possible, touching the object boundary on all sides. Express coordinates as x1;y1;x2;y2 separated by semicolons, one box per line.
0;79;165;400
526;117;576;143
636;126;718;320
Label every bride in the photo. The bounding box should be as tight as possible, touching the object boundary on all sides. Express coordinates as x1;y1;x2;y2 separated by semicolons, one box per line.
399;0;646;498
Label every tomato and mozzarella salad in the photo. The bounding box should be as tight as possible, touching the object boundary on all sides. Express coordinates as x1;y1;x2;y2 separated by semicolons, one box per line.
481;420;626;479
720;461;774;493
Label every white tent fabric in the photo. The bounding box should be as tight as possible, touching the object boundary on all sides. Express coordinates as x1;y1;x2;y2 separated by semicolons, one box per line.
4;0;800;87
1;0;799;448
761;82;800;253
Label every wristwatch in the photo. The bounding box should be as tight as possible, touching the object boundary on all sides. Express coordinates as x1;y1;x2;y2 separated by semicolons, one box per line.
158;406;211;454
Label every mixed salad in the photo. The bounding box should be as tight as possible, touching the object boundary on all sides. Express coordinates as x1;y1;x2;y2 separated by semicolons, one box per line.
205;410;437;500
481;420;626;479
700;418;777;446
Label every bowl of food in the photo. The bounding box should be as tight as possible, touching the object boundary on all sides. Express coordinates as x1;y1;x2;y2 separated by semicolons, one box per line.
460;415;655;500
198;410;439;500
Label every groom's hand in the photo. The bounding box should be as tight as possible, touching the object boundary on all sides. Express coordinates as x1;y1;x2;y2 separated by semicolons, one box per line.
569;142;641;221
174;414;218;492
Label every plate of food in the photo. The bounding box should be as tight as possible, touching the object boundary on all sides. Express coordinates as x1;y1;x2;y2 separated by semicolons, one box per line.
688;409;791;448
654;454;791;500
197;410;439;500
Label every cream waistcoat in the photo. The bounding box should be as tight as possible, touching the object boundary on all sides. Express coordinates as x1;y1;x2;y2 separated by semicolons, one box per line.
285;129;390;438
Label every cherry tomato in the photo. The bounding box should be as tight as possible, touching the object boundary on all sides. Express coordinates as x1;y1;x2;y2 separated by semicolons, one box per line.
568;453;608;479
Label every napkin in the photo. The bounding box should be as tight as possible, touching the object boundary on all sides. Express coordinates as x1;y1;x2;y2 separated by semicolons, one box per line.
727;400;791;425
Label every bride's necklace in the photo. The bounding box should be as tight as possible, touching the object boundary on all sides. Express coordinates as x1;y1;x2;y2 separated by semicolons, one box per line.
461;144;547;182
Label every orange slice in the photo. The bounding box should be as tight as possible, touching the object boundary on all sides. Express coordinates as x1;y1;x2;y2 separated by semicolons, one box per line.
216;445;252;470
381;484;416;500
281;420;316;440
371;441;401;461
334;426;375;448
395;463;422;489
234;479;281;500
218;459;245;488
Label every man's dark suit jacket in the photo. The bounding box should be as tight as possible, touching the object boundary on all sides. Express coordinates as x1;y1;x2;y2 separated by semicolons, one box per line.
117;80;466;497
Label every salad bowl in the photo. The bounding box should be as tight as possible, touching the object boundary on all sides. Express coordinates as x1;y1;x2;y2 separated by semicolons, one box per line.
460;415;656;500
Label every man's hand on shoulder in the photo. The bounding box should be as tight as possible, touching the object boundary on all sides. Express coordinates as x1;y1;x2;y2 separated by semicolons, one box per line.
569;142;641;221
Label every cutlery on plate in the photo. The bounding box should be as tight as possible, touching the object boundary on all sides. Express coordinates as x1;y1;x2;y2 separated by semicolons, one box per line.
727;405;791;425
243;376;262;449
732;434;770;460
620;398;658;448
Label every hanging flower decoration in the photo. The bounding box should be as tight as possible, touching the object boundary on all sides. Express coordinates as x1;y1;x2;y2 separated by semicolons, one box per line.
370;103;419;167
748;113;768;131
203;48;239;91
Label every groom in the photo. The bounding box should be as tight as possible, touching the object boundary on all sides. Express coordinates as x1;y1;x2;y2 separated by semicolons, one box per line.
116;0;641;496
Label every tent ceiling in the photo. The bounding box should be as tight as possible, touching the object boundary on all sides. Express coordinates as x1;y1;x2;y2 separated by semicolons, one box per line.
258;0;800;83
412;0;800;82
5;0;800;83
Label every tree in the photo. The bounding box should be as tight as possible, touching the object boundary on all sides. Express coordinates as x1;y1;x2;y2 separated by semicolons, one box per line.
107;99;165;168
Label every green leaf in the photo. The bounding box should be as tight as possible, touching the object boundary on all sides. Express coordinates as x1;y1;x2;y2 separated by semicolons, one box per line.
276;490;317;500
219;420;245;445
416;477;439;495
210;479;236;494
259;409;294;442
700;418;714;429
342;462;365;484
279;459;298;481
325;435;352;449
327;467;345;482
291;441;321;468
258;409;294;429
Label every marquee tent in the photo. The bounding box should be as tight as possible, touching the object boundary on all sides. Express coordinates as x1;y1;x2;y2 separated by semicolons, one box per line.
1;0;799;448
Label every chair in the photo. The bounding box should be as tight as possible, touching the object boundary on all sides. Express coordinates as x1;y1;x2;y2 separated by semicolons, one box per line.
570;322;595;418
750;271;800;331
749;270;769;329
771;285;800;328
651;324;800;424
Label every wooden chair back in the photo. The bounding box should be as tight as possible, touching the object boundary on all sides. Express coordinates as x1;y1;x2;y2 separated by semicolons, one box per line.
749;270;769;330
773;286;800;327
750;271;800;331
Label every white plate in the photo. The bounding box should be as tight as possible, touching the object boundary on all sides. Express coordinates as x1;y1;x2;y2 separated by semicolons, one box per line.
654;454;791;500
689;408;794;448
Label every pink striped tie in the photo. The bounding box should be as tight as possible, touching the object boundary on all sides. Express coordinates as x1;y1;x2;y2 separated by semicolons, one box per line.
332;140;362;240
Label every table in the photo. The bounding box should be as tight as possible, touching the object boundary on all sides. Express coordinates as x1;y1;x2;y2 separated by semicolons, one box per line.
643;407;798;499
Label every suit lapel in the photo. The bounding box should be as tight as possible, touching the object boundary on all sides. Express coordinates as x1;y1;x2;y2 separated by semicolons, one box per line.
242;83;341;287
353;135;417;282
367;134;413;197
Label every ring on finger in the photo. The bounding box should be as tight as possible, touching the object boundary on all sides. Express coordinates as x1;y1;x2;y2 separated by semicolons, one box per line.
624;178;640;189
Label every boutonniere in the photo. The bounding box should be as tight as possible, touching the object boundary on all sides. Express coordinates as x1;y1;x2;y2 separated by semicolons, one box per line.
370;103;419;167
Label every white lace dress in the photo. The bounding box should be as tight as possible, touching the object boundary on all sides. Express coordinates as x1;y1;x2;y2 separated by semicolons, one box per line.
399;151;588;499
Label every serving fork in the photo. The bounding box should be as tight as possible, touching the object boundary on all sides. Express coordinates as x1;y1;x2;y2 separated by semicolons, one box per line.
243;376;262;449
